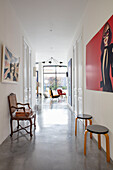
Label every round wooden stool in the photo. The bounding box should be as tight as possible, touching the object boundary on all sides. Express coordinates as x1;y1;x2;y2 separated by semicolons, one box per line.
84;125;110;162
75;114;92;138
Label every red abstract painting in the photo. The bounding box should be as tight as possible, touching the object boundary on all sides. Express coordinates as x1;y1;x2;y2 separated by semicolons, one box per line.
86;15;113;92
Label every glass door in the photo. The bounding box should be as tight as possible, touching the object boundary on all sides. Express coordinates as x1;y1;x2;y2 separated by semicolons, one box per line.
43;65;67;97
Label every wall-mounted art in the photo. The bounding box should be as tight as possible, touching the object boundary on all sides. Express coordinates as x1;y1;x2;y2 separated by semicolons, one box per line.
68;58;72;106
2;46;20;83
86;15;113;92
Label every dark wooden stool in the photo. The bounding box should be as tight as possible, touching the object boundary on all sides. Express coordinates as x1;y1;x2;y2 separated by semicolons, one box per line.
75;114;92;138
84;125;110;162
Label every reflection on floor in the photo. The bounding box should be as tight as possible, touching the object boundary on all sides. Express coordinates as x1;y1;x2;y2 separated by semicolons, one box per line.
0;98;113;170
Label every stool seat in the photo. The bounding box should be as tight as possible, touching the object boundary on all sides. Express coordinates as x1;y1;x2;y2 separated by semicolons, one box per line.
77;114;92;119
87;125;109;134
75;114;92;137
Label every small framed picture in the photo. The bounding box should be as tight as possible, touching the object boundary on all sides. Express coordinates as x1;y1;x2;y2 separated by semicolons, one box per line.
2;45;20;83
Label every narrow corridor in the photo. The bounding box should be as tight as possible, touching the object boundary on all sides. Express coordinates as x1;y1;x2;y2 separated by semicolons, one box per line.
0;98;113;170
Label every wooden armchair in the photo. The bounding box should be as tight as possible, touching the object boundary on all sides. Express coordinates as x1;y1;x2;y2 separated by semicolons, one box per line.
57;89;66;96
8;93;36;137
49;89;60;98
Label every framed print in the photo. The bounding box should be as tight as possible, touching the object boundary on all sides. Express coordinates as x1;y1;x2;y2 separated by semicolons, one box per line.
68;58;72;106
2;46;20;83
86;15;113;93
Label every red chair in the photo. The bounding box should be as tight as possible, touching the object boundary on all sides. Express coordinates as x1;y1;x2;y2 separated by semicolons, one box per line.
57;89;66;96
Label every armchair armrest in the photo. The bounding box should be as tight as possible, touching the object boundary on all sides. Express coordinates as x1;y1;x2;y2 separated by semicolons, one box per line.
17;103;31;109
11;106;25;112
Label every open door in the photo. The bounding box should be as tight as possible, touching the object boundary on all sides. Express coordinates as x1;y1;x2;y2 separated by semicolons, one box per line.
23;40;32;106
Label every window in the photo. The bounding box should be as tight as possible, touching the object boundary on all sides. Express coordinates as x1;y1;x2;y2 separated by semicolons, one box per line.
43;65;67;95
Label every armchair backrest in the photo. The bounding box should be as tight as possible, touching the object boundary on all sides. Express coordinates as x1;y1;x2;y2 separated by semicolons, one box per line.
57;89;62;95
8;93;17;115
49;89;53;98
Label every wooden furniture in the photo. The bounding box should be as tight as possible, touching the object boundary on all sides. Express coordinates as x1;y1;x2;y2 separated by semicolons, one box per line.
49;89;60;98
8;93;36;137
38;93;42;98
57;89;66;96
75;114;92;138
84;125;110;162
43;93;48;98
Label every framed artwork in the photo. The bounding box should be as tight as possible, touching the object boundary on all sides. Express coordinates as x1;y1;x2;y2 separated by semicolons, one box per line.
2;46;20;83
68;58;72;106
86;15;113;93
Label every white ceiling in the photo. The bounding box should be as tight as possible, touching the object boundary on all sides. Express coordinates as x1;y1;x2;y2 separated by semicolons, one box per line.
9;0;88;62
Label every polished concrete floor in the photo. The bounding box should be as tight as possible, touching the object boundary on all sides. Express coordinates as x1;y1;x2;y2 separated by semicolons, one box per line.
0;98;113;170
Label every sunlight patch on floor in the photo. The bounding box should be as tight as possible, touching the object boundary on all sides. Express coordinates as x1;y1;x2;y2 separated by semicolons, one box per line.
42;109;68;127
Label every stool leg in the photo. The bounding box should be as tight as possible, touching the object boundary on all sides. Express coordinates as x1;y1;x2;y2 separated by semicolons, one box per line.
104;134;110;162
75;118;77;136
85;120;87;129
98;134;101;149
89;119;92;139
84;130;88;155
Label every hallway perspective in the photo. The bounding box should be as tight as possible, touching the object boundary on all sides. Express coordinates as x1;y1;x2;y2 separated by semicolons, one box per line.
0;99;113;170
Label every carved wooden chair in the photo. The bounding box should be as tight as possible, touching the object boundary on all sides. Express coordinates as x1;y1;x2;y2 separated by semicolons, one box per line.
8;93;36;137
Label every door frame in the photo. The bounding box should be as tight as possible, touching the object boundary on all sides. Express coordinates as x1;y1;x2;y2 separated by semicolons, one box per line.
23;38;32;106
73;33;84;115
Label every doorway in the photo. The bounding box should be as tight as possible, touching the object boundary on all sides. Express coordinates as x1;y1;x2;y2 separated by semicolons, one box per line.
73;34;84;115
43;65;67;97
23;40;32;106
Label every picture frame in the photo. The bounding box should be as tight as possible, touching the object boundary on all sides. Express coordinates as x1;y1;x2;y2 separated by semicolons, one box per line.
86;15;113;93
68;58;72;106
2;45;20;83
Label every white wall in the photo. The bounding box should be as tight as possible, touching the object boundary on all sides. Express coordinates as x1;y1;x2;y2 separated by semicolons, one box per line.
83;0;113;160
31;51;36;108
0;0;36;144
68;0;113;160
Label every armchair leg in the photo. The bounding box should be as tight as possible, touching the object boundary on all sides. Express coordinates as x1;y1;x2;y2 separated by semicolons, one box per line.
34;114;36;129
75;118;77;136
10;119;13;137
29;119;33;137
17;120;19;129
84;130;88;155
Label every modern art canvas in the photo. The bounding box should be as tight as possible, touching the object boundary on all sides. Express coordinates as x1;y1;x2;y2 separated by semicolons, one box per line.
2;46;20;83
86;15;113;92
